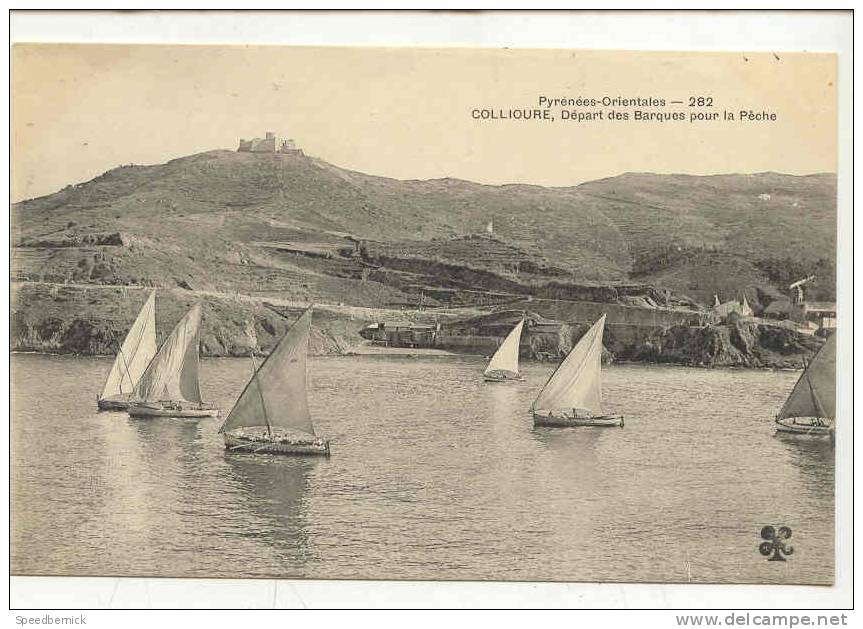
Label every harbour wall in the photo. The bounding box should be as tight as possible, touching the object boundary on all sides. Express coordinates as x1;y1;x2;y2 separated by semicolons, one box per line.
10;281;818;368
434;330;570;358
509;298;708;346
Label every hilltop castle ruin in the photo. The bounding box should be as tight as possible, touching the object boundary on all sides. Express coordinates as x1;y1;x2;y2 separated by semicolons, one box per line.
237;131;303;155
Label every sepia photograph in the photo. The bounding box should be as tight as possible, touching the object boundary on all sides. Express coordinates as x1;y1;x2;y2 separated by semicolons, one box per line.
7;9;851;611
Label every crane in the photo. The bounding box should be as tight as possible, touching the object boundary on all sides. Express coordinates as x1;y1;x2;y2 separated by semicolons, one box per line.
789;275;815;304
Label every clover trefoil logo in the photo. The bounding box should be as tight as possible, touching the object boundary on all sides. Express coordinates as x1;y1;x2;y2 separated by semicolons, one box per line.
759;526;793;561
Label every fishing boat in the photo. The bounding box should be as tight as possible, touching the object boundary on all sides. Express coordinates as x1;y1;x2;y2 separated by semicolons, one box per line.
774;332;836;439
219;307;330;456
127;303;219;419
484;318;525;382
531;314;623;428
97;290;158;411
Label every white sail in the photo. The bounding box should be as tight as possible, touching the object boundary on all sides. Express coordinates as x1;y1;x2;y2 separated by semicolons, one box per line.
100;290;157;398
777;332;836;421
219;307;316;437
532;314;606;415
484;319;524;377
133;303;203;404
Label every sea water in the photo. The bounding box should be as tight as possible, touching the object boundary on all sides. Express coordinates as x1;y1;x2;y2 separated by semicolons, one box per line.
10;354;833;584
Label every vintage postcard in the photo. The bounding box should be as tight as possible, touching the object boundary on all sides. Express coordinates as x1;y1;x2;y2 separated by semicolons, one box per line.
10;43;839;588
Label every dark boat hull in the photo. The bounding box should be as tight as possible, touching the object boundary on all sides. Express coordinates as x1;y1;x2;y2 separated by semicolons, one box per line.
97;395;133;411
483;373;524;382
533;412;624;427
224;432;330;456
775;417;834;439
128;401;220;418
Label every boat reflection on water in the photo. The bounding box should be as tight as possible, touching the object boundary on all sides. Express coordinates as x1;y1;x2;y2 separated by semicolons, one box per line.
531;425;604;472
774;434;834;576
486;380;523;428
776;433;835;495
127;416;211;511
222;455;316;570
531;421;607;504
129;413;207;464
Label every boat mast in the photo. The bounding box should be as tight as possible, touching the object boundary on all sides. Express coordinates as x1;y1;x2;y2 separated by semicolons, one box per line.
805;374;828;422
99;325;139;398
531;317;594;411
531;349;567;412
220;305;315;437
250;352;273;439
101;290;156;399
801;349;828;421
116;346;133;395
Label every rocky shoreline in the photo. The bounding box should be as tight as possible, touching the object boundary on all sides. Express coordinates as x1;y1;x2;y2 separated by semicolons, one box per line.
616;314;825;369
10;282;825;369
10;282;359;358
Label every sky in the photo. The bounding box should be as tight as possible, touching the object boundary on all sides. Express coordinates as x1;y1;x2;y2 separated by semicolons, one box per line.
11;45;837;201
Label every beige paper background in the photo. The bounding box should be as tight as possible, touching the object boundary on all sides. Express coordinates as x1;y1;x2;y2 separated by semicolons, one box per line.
11;45;835;202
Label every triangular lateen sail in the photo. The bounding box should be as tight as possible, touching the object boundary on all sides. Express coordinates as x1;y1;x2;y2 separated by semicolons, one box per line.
777;332;836;421
219;307;316;437
100;290;157;398
178;318;203;404
133;303;203;404
484;319;524;377
532;314;606;415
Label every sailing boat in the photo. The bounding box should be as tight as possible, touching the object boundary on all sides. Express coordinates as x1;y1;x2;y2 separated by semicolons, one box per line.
774;332;836;438
484;318;525;382
531;314;623;427
127;303;219;418
219;306;330;456
97;290;158;411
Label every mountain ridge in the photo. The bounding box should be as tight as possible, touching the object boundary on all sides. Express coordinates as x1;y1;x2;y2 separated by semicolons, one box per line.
11;149;837;307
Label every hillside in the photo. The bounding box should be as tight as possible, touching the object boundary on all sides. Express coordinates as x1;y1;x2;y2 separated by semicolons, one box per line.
577;172;837;304
10;282;478;358
11;149;836;309
9;149;836;364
